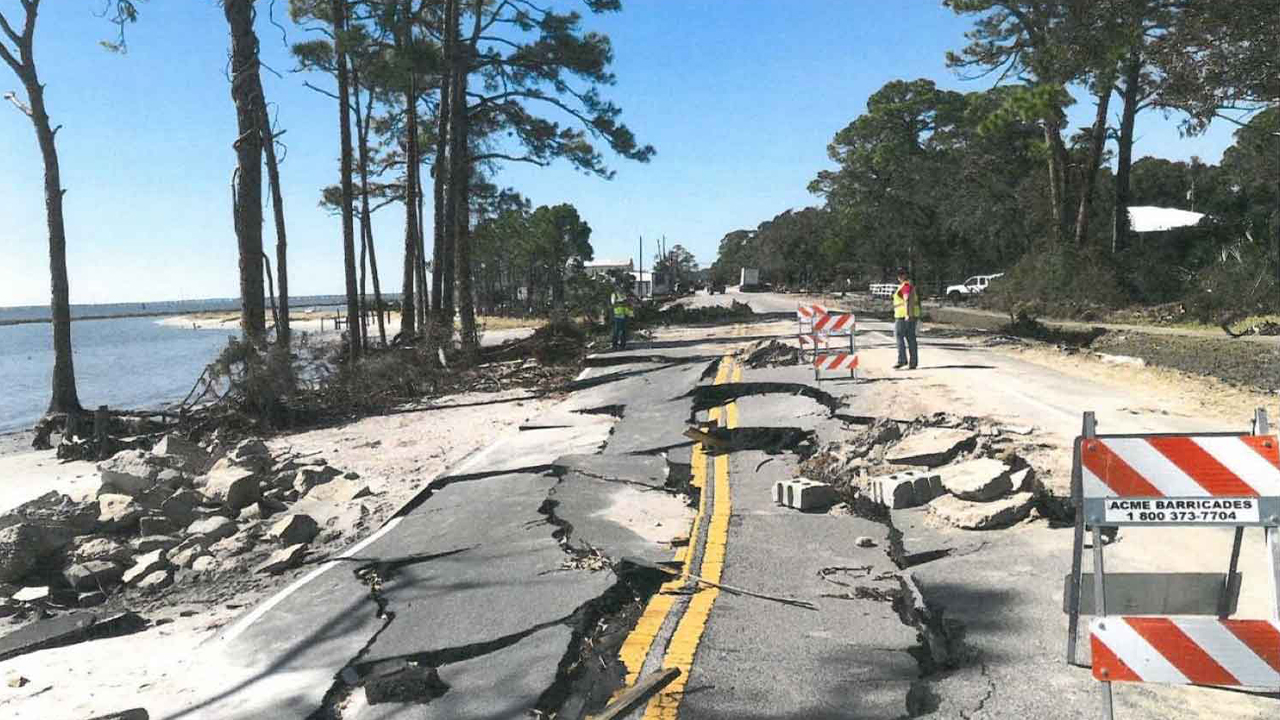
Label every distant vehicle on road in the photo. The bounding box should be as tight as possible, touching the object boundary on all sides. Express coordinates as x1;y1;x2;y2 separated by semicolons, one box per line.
946;273;1003;303
709;280;727;294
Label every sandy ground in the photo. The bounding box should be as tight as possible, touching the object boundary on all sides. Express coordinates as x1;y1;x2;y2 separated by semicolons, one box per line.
0;389;556;720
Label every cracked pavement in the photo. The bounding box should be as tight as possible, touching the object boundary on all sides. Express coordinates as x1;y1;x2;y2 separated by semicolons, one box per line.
152;292;1280;719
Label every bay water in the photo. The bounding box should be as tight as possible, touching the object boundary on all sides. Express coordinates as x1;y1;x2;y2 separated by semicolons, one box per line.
0;296;371;434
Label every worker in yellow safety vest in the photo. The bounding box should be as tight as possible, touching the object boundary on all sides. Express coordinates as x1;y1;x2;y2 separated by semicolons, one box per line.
611;292;636;350
892;266;922;370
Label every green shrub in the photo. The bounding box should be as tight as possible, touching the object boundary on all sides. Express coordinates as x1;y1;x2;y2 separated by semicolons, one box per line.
983;245;1125;320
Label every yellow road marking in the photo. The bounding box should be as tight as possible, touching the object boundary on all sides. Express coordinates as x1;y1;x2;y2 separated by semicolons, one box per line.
613;354;732;692
643;355;739;719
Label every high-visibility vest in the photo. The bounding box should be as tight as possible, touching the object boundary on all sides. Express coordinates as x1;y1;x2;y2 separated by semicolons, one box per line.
893;281;921;319
613;302;634;319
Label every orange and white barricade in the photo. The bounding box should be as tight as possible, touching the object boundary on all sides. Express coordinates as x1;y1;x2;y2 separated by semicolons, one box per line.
796;304;826;357
1064;409;1280;718
797;304;858;382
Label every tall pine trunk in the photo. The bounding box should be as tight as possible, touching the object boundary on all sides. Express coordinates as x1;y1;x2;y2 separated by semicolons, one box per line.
1113;49;1142;254
1043;116;1068;245
332;0;360;360
398;5;419;343
225;0;267;344
259;98;289;347
1074;70;1116;247
437;0;459;335
451;0;479;354
353;81;387;347
2;6;84;416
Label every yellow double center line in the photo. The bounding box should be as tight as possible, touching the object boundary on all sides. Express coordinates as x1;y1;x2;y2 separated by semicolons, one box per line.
612;354;740;719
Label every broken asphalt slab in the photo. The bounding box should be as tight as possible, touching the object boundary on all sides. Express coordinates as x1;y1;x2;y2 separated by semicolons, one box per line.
0;610;146;663
354;625;572;719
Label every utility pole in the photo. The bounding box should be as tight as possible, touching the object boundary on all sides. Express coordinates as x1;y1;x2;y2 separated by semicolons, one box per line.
638;234;644;299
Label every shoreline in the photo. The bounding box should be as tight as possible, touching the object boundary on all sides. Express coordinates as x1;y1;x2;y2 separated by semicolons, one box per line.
0;304;352;327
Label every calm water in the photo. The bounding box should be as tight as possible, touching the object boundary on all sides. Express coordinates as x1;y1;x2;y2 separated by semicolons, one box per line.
1;295;406;434
0;317;236;433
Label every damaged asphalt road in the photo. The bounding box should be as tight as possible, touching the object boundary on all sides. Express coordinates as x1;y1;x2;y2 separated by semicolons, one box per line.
147;328;965;720
165;346;716;719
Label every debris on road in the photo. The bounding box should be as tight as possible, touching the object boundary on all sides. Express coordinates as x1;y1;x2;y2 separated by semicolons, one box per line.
737;338;801;368
885;427;977;467
587;667;682;720
621;556;818;610
926;492;1035;530
361;658;449;704
937;459;1013;502
772;477;838;511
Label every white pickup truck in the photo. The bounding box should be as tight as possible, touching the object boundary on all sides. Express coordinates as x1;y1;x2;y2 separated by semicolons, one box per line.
946;273;1003;302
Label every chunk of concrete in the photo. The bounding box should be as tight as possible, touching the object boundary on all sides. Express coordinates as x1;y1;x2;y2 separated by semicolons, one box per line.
122;548;169;585
209;530;258;558
292;465;342;494
866;470;943;510
62;561;124;591
97;450;163;496
939;459;1013;502
12;586;49;604
772;478;838;511
160;489;202;527
169;543;205;569
136;569;173;593
190;555;216;573
138;516;177;536
71;537;132;565
269;514;319;546
886;428;977;467
185;516;237;545
927;492;1034;530
0;491;98;536
0;524;42;584
202;466;261;511
255;543;307;574
132;535;181;553
97;494;143;532
871;473;916;509
152;434;211;474
228;438;271;472
303;478;373;503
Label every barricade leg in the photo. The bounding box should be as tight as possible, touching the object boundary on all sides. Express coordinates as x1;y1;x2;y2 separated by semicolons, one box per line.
1221;527;1244;618
1066;412;1095;665
1092;524;1114;720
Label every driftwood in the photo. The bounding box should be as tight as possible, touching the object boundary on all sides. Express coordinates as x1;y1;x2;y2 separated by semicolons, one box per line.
621;556;818;611
586;668;681;720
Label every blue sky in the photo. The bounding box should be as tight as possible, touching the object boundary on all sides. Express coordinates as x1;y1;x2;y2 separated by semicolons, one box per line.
0;1;1239;306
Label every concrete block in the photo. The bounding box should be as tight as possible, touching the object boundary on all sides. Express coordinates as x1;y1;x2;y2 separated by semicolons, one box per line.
772;478;837;512
867;470;942;510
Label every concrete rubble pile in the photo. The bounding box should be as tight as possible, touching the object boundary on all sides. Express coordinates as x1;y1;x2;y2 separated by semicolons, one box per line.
0;433;375;626
799;413;1045;530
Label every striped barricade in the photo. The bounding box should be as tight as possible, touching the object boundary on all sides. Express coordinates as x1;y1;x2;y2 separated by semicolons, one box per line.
797;304;858;382
1064;409;1280;718
796;304;827;359
1090;616;1280;688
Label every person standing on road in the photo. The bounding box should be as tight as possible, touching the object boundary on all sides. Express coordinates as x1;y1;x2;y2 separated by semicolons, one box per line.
893;266;922;369
611;291;635;350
